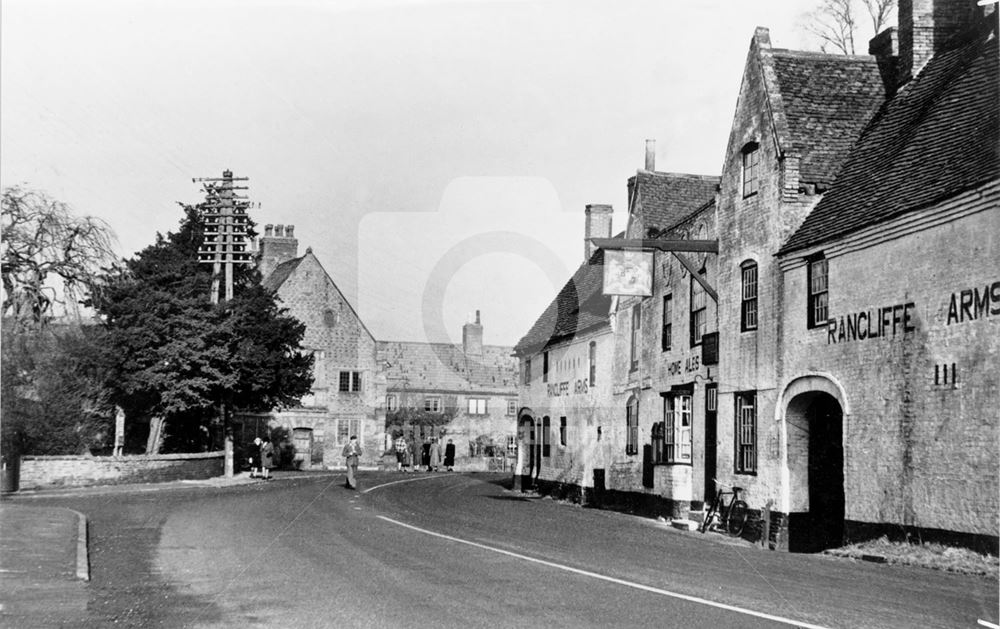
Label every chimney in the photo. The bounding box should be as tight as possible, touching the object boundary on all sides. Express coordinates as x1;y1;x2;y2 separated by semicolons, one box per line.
869;27;899;95
257;222;299;279
584;204;613;262
644;139;656;172
463;310;483;356
898;0;981;84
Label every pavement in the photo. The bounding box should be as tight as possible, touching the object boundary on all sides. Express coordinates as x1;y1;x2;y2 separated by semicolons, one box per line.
0;470;342;599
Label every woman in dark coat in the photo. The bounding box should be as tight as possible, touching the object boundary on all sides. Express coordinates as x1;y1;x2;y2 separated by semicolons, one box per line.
443;439;456;471
260;436;276;480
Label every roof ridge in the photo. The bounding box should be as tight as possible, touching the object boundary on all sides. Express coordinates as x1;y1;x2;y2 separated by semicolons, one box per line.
771;48;877;61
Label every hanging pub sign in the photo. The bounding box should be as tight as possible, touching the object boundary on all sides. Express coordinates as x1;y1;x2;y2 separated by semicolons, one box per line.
603;249;653;296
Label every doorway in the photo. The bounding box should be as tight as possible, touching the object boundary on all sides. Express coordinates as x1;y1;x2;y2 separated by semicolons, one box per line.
787;390;845;552
704;383;718;504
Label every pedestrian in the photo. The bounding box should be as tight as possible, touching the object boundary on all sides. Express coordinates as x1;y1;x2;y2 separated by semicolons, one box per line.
421;438;431;470
250;437;262;478
260;436;275;480
444;438;456;472
394;434;407;472
342;435;362;489
428;437;442;472
406;438;416;472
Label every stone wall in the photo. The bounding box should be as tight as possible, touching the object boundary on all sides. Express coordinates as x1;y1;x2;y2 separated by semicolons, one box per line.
16;452;224;491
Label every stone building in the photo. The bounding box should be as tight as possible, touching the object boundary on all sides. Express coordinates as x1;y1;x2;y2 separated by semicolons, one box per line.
378;312;518;467
607;161;720;513
514;0;998;552
238;224;382;469
513;204;617;497
770;2;998;552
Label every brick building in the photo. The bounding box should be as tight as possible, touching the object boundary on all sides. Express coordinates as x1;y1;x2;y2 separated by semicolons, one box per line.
378;312;518;466
238;224;382;469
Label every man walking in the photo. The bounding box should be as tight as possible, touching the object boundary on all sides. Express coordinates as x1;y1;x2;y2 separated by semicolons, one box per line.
342;435;362;490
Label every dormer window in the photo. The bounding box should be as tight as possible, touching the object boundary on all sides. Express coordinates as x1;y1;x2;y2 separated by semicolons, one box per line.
742;142;760;198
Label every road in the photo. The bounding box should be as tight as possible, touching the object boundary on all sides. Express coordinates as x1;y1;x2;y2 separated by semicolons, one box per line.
10;472;999;628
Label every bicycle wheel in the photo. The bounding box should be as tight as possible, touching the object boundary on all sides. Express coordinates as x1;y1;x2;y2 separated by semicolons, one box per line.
727;500;749;537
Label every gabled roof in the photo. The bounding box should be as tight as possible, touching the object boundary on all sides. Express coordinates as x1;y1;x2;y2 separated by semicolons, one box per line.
262;256;303;292
628;171;719;233
378;341;517;393
780;22;999;255
262;251;375;342
769;49;887;185
514;246;611;356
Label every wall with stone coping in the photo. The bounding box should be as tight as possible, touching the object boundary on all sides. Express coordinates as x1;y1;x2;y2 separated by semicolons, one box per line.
16;451;224;491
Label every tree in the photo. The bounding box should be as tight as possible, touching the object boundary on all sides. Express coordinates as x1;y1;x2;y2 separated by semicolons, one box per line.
92;206;313;453
805;0;896;54
1;186;117;329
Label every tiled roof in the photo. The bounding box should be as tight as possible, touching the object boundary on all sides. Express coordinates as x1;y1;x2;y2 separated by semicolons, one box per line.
628;172;719;232
514;247;611;355
262;256;303;292
780;25;999;255
378;341;517;392
770;50;887;185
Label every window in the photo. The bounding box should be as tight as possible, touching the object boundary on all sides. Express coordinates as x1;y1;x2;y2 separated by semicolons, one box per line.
807;254;829;329
742;142;760;197
741;261;758;331
651;421;666;463
507;400;517;415
735;392;757;474
662;394;692;464
559;416;567;447
543;352;549;383
630;306;641;371
690;270;707;346
467;398;487;415
588;341;597;386
336;418;360;445
524;358;532;385
661;294;673;351
386;394;398;411
424;397;442;413
625;396;639;455
542;416;551;457
339;371;361;393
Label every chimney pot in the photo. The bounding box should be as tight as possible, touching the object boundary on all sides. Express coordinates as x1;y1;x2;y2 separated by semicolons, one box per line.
275;224;284;238
286;225;295;238
264;224;274;237
645;139;656;172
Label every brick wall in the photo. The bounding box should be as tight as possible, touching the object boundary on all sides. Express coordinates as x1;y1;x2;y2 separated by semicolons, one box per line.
17;452;223;490
778;186;999;537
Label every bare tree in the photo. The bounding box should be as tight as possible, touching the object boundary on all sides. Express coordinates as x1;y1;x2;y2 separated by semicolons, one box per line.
862;0;896;34
805;0;897;55
1;186;117;328
807;0;859;54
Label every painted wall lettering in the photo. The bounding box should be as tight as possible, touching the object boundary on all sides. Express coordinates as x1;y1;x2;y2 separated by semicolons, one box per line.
827;302;916;344
946;281;1000;325
685;355;701;372
547;380;590;397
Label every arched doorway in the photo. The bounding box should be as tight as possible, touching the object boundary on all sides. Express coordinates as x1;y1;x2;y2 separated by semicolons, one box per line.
785;389;845;552
517;412;536;490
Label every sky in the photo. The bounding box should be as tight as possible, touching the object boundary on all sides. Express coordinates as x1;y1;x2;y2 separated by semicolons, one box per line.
1;0;891;347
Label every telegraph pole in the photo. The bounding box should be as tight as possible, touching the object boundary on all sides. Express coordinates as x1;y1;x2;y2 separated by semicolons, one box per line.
194;170;255;476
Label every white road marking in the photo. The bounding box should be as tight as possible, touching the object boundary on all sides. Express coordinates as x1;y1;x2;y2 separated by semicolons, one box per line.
361;475;443;494
978;619;1000;628
376;515;831;629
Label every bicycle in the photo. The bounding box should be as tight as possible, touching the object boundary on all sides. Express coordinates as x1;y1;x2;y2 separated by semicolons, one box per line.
699;480;749;537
